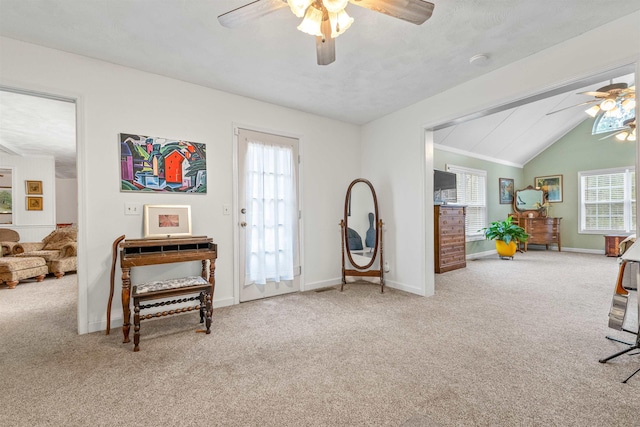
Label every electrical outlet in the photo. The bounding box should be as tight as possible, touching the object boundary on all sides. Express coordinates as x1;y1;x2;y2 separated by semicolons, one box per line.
223;204;231;216
125;202;142;215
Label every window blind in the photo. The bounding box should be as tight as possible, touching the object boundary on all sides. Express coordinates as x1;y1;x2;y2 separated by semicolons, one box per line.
579;167;635;233
446;164;487;238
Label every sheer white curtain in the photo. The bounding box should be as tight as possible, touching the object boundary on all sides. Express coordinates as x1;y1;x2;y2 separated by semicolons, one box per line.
245;140;297;285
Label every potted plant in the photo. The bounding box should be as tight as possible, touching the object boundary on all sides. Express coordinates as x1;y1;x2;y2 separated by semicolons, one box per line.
479;216;529;259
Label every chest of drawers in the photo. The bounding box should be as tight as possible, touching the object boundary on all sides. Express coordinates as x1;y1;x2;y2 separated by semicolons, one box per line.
434;205;466;273
513;217;562;251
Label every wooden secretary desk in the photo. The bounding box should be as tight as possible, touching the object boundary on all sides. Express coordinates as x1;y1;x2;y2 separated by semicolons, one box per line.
511;186;562;251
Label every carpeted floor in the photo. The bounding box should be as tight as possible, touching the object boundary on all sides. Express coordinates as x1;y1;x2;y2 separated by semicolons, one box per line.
1;250;639;426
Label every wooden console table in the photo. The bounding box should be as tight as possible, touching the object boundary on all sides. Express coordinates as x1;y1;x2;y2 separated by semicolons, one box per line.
119;236;217;343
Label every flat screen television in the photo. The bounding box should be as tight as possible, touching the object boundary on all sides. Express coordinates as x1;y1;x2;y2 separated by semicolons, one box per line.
434;169;457;204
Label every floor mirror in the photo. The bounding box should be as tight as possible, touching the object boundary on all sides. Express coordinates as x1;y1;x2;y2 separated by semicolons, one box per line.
340;178;384;292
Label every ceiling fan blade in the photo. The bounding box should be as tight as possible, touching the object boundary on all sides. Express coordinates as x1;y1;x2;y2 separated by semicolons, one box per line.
316;18;336;65
546;99;600;115
599;131;622;141
218;0;287;28
578;91;612;98
349;0;435;25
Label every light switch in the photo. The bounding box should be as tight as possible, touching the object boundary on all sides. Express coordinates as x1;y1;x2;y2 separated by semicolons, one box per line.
125;202;142;215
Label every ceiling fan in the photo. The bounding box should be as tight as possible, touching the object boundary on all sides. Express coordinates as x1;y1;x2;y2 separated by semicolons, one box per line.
547;82;636;116
599;117;637;142
218;0;435;65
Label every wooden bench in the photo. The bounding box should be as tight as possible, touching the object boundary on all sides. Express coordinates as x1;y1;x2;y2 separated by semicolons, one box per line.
132;276;212;352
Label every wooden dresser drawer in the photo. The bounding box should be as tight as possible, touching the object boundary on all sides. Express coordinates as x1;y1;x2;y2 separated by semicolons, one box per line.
438;207;466;217
529;233;559;244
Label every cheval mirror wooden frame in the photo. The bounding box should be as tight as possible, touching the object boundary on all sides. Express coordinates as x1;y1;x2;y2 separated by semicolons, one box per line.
340;178;384;292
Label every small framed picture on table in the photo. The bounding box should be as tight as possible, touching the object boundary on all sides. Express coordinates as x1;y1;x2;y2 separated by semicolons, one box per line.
143;205;192;238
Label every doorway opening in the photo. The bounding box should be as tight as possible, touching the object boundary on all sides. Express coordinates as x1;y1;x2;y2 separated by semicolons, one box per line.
427;64;637;265
0;86;78;320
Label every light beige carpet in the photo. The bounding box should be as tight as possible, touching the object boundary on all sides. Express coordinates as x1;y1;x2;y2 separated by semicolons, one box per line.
1;250;639;426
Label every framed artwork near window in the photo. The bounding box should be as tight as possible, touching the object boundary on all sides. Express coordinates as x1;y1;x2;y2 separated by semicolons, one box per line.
26;180;42;195
26;196;43;211
143;204;192;238
499;178;514;204
534;175;563;202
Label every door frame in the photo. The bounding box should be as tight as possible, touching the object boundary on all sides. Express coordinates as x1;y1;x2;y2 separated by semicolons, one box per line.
0;83;85;333
232;122;305;304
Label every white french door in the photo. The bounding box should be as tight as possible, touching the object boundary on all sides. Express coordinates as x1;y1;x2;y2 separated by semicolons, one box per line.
237;128;300;302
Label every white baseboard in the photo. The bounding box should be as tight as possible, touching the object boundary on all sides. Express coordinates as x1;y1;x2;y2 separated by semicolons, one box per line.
384;279;424;296
560;247;605;255
303;278;341;291
213;296;235;308
304;277;424;296
467;249;497;259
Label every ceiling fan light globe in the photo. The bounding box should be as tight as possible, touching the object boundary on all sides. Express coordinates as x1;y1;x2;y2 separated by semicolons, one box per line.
585;105;600;117
322;0;349;13
329;10;354;38
629;129;637;142
615;132;629;141
297;5;324;36
600;98;617;111
621;98;636;110
288;0;313;18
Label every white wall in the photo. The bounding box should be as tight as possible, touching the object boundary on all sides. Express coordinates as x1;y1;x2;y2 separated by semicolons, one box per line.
55;178;77;224
0;37;361;334
0;154;56;241
362;12;640;297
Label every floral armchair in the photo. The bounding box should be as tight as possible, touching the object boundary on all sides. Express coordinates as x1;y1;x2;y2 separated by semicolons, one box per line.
11;227;77;278
0;228;20;256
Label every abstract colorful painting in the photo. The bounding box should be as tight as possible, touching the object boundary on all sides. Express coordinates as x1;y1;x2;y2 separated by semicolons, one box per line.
119;133;206;193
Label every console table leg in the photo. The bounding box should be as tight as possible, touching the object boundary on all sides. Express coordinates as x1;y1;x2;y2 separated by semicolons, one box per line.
133;301;140;352
121;267;131;343
205;291;212;334
199;292;205;324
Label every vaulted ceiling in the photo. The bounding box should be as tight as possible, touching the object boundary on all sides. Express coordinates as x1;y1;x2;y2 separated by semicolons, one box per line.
0;0;639;176
434;73;636;167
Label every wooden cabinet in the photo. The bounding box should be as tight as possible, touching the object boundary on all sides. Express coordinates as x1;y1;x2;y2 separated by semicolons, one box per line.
604;235;628;257
434;205;466;273
513;217;562;251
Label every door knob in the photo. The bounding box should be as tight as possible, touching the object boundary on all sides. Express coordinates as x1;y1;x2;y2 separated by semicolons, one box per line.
241;208;246;214
240;221;247;227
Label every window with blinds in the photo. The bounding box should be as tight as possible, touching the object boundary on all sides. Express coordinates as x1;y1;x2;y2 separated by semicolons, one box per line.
446;164;487;239
579;167;636;233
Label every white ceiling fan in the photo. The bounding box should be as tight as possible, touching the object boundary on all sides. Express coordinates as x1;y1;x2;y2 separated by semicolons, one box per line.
547;82;636;116
218;0;435;65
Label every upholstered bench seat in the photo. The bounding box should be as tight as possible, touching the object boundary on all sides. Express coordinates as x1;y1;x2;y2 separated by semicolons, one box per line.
133;276;208;294
131;276;213;352
0;257;48;289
